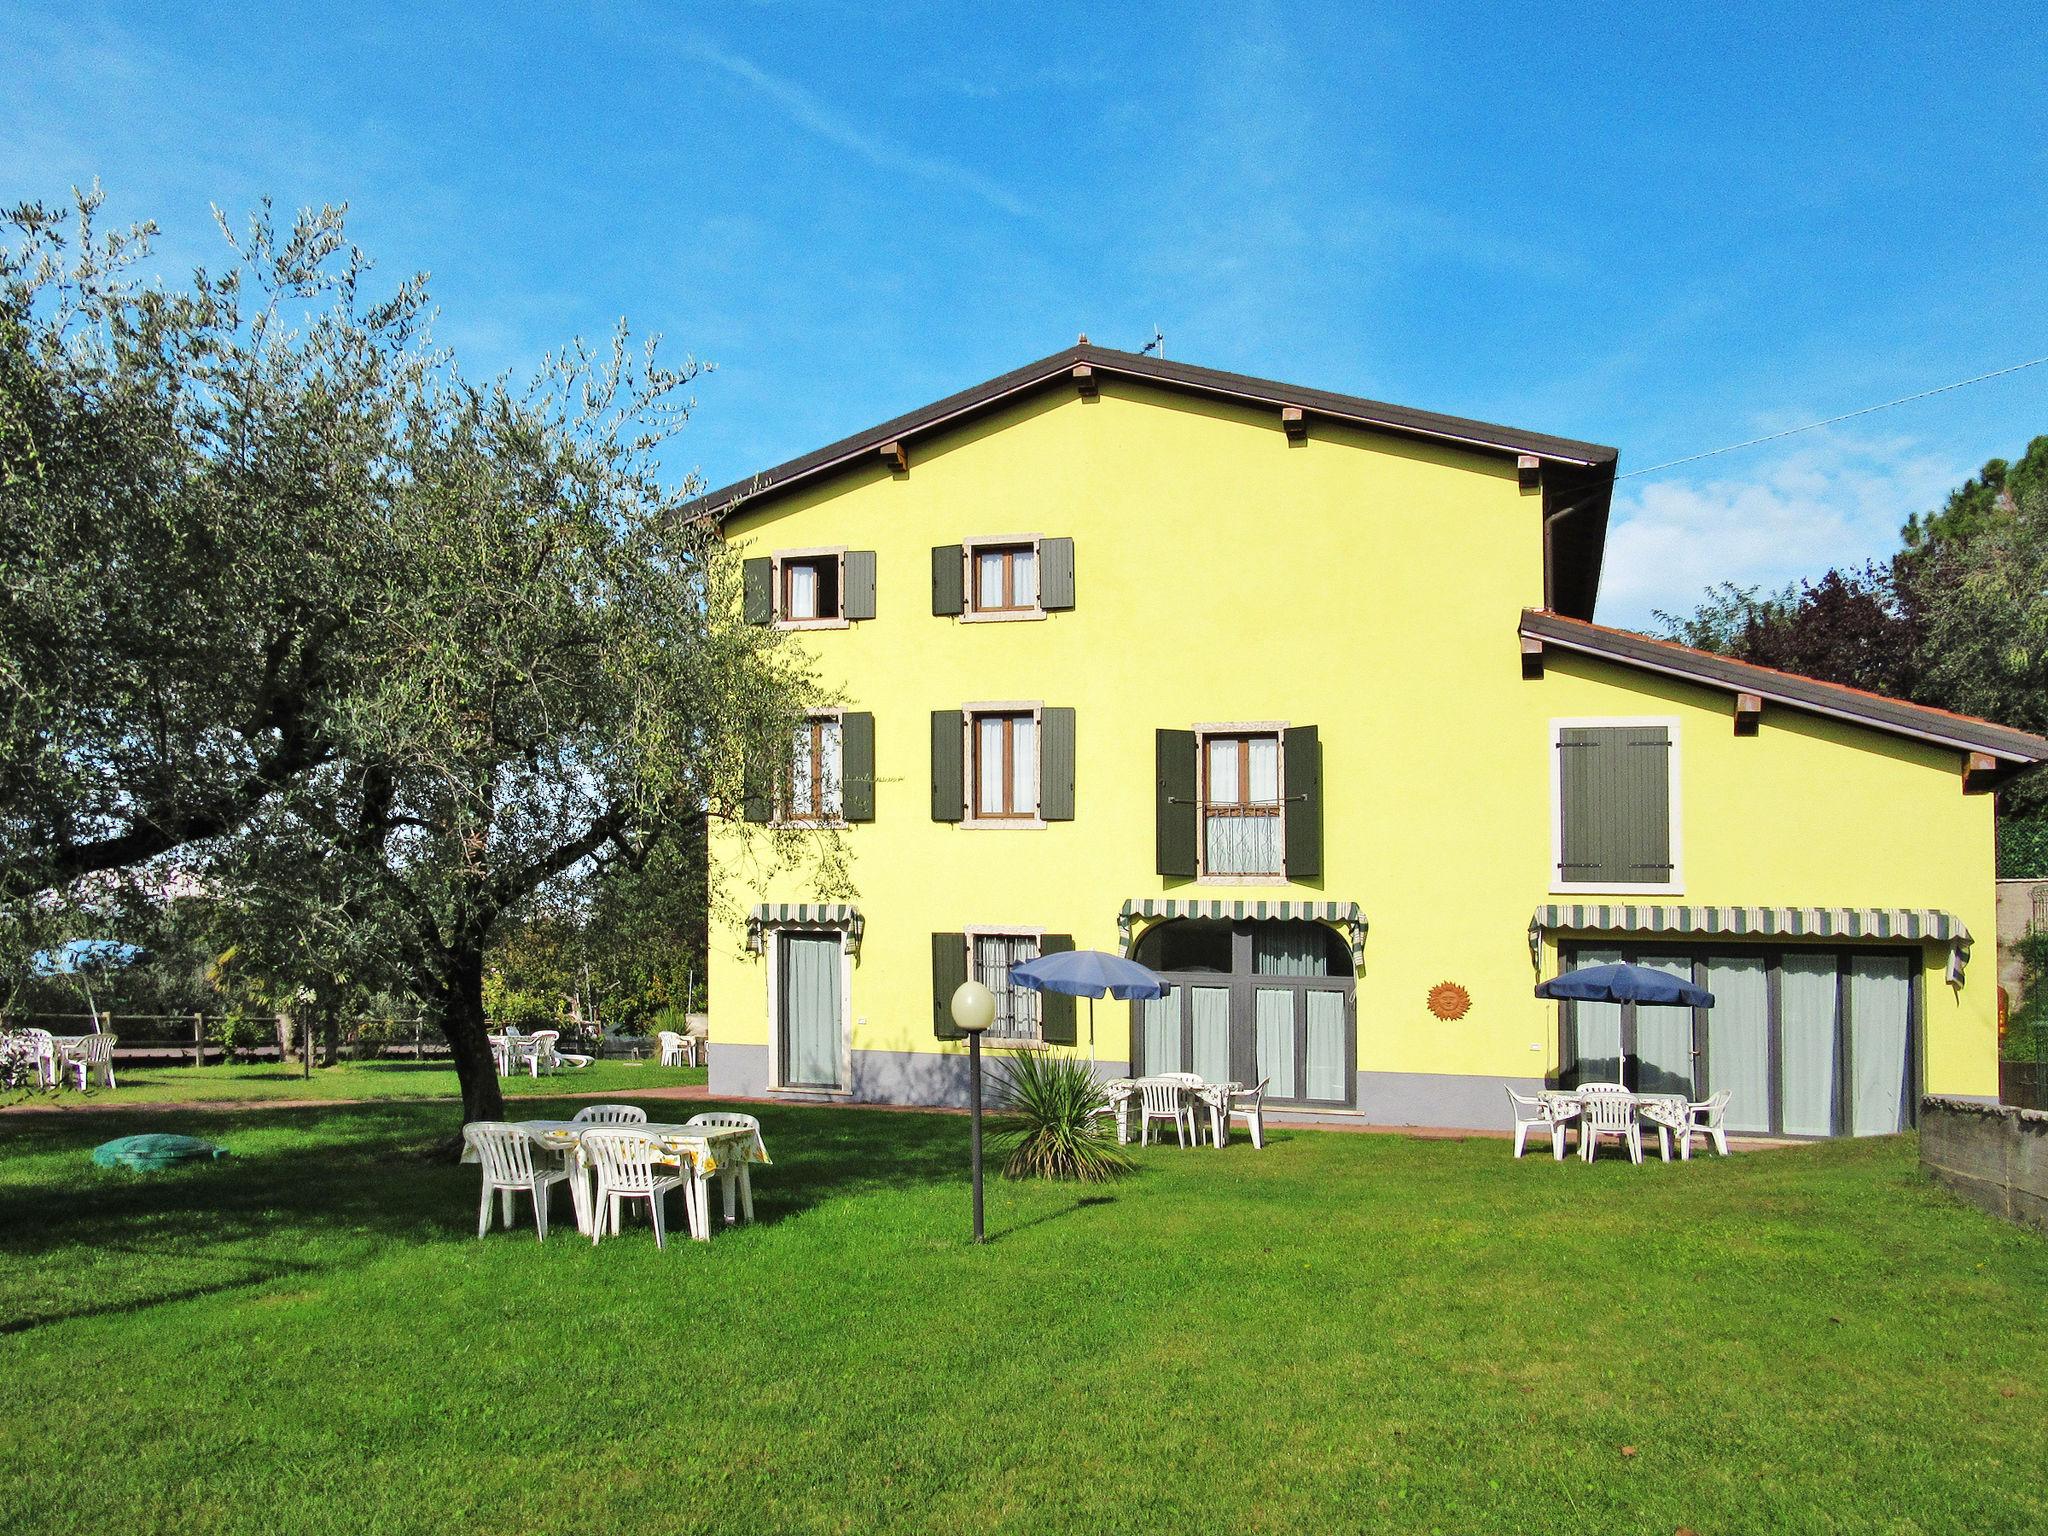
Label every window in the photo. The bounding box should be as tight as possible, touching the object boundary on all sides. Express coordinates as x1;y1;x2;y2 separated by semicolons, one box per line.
778;554;842;623
781;716;842;822
1201;732;1282;877
971;932;1042;1043
972;543;1037;614
970;711;1037;820
1552;719;1680;892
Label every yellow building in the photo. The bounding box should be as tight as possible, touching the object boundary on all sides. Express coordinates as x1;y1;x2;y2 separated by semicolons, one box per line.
697;343;2047;1136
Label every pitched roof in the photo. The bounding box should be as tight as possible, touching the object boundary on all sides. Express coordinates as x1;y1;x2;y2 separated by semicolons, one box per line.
1521;608;2048;764
689;342;1620;619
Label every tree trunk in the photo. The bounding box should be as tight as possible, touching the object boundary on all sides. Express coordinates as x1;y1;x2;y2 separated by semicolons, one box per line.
274;1011;297;1064
441;946;506;1126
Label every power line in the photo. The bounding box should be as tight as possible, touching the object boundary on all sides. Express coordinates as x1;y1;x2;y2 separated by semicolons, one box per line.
1616;354;2048;480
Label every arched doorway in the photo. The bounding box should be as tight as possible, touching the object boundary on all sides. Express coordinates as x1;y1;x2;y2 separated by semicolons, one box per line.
1129;918;1356;1107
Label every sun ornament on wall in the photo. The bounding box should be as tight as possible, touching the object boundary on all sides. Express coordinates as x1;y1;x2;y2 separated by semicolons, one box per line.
1427;982;1472;1022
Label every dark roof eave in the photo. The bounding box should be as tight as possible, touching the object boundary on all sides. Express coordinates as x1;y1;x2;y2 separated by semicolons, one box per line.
1521;609;2048;764
687;343;1618;521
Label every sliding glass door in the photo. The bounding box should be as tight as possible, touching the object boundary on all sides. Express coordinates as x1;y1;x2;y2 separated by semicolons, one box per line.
1561;943;1919;1138
1130;919;1357;1108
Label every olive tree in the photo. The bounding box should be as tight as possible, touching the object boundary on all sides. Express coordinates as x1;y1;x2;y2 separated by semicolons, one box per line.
1;192;825;1126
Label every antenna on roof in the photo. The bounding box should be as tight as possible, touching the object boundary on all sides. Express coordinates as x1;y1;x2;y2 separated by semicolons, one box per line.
1139;325;1164;360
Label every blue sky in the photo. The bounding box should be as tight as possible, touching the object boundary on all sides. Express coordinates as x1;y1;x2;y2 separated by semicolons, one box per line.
6;1;2045;627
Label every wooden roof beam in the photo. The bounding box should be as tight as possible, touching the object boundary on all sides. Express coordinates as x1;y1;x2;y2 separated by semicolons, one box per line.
1965;752;2001;794
877;441;908;475
1520;636;1544;679
1072;363;1098;400
1280;405;1307;443
1518;453;1542;490
1734;692;1762;736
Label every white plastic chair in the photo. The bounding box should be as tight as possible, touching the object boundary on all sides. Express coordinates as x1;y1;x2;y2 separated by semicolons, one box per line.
1506;1087;1571;1160
465;1122;569;1241
571;1104;647;1125
68;1033;117;1091
1579;1088;1643;1164
685;1112;761;1228
1679;1091;1733;1159
523;1030;561;1077
1224;1078;1269;1150
16;1029;56;1089
1094;1081;1137;1145
582;1128;688;1248
1137;1079;1198;1147
657;1031;687;1067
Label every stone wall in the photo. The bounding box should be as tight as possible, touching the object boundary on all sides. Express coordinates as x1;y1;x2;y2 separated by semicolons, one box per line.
1920;1096;2048;1233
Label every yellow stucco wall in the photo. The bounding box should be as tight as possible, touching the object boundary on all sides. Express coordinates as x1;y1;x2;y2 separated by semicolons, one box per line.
708;379;1998;1109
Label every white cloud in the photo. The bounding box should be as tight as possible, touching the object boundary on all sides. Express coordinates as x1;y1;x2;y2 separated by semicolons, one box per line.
1598;431;1962;629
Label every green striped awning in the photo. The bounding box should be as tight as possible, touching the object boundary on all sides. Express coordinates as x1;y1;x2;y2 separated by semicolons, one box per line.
747;903;863;957
1118;899;1367;966
1528;903;1972;985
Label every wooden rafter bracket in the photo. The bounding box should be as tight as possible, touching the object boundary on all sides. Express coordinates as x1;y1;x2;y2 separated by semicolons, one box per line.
1520;636;1544;679
1518;453;1541;490
1072;363;1098;400
877;440;908;475
1964;752;2002;795
1733;692;1762;736
1280;405;1307;443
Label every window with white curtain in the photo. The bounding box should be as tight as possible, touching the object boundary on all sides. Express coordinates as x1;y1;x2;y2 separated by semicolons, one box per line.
781;716;842;821
1201;732;1282;876
972;544;1037;613
972;933;1041;1041
777;555;841;622
970;711;1037;819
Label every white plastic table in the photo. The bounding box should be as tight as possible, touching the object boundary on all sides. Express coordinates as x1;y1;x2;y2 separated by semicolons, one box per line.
1104;1078;1242;1147
1540;1089;1689;1161
513;1119;769;1241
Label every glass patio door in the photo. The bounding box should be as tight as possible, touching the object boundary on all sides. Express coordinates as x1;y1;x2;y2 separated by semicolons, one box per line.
777;931;842;1090
1779;953;1839;1137
1847;954;1913;1135
1703;954;1771;1133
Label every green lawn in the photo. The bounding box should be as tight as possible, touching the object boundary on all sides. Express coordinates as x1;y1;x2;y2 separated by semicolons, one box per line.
7;1057;705;1105
1;1100;2042;1536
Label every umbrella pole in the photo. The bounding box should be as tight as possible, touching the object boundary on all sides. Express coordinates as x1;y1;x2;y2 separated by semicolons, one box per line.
1088;995;1096;1068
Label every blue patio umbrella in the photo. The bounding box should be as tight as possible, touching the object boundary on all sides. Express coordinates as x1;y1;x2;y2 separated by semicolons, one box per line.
29;939;142;1031
30;939;143;976
1534;962;1715;1009
1007;949;1168;1065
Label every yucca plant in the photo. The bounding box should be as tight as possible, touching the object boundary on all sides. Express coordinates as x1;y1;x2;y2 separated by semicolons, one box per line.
988;1050;1134;1183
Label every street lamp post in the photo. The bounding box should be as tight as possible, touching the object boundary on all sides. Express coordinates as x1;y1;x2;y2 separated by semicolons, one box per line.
949;980;997;1244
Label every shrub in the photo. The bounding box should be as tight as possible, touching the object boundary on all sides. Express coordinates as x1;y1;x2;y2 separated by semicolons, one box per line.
988;1051;1133;1183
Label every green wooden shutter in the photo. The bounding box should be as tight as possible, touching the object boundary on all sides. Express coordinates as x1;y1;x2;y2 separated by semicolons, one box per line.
1619;726;1673;880
1040;707;1075;820
932;932;968;1039
931;710;964;822
1557;725;1671;883
1040;537;1075;610
742;557;773;625
1156;729;1197;877
742;755;772;823
841;712;875;822
1284;724;1322;879
932;545;964;615
843;551;877;621
1038;934;1077;1044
